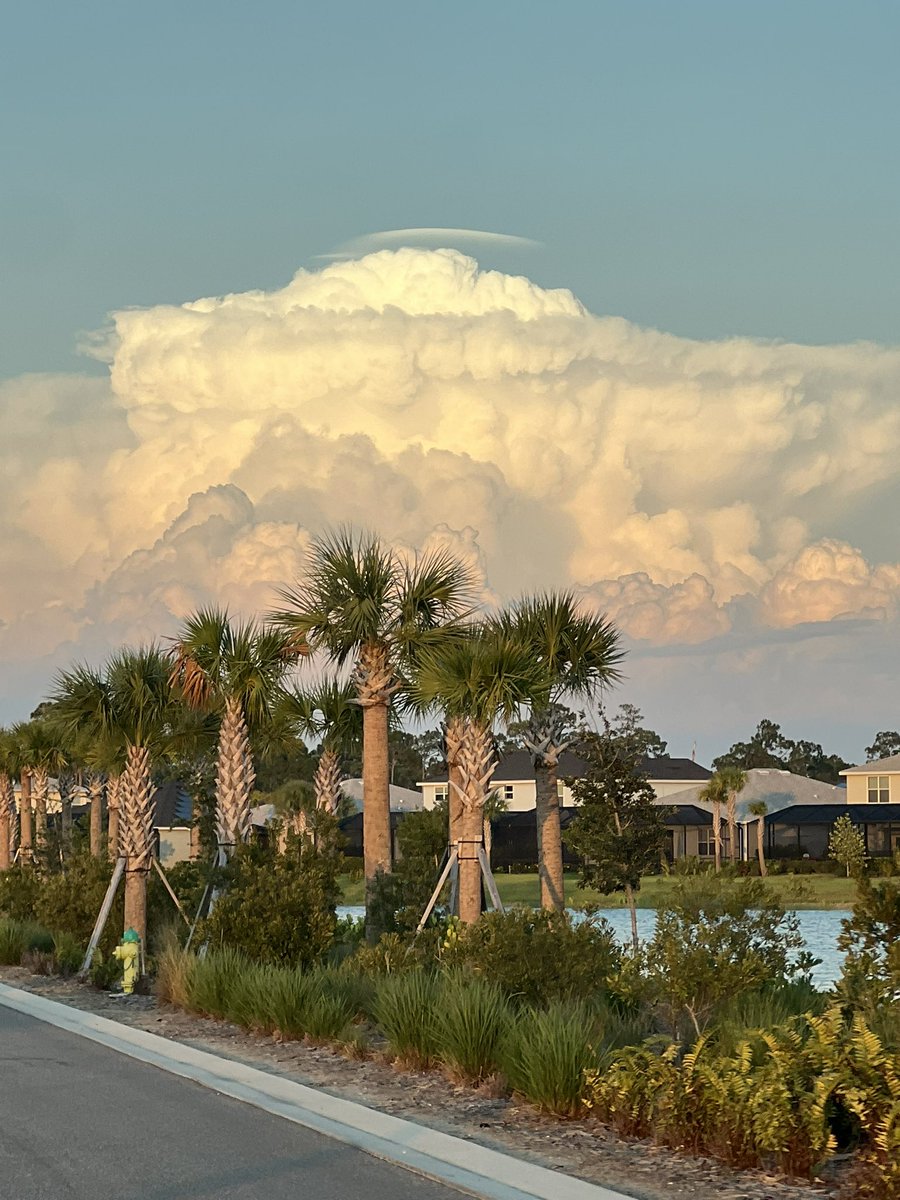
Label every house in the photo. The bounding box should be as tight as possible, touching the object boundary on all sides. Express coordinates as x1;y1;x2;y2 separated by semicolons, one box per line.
152;781;194;867
418;751;711;810
764;803;900;860
663;767;847;860
416;751;714;865
840;753;900;805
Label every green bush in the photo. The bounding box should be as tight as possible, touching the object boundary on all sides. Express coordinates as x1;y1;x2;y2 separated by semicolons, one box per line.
0;866;42;923
51;931;84;976
501;1001;600;1116
34;852;123;951
435;974;510;1082
447;908;621;1005
373;970;441;1069
202;839;339;967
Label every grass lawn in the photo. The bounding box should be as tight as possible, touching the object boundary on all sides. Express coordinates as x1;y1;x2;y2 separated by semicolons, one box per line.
338;870;858;910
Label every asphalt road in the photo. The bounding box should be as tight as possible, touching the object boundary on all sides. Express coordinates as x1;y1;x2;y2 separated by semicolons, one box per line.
0;1006;463;1200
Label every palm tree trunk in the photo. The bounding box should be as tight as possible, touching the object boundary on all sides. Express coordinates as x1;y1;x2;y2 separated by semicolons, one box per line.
89;775;104;858
712;800;722;871
32;767;48;857
362;698;391;940
59;774;73;858
534;759;565;911
120;745;154;946
457;719;494;925
445;717;465;915
756;818;767;877
727;792;737;865
314;747;342;815
19;771;33;863
0;773;11;871
107;774;121;860
215;694;254;859
483;816;492;866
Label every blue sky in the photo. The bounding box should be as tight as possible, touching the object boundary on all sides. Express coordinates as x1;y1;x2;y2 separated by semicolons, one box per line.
4;1;900;379
2;2;900;758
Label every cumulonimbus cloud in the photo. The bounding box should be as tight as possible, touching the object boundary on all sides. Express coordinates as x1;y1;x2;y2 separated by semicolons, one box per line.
1;248;899;722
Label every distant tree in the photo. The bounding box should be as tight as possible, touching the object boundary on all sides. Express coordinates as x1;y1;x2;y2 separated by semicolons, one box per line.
698;773;727;871
719;766;747;865
829;815;867;878
566;721;668;952
713;718;849;785
865;732;900;762
610;703;669;759
747;800;768;877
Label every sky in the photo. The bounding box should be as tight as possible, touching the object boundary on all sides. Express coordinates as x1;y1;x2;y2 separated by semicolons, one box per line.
2;2;899;762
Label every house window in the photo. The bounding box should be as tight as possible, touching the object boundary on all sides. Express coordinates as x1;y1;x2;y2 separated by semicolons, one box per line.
867;776;890;804
697;830;714;857
433;786;448;804
502;784;515;803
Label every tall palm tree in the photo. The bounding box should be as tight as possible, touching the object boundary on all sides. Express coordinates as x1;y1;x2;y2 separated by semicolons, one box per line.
407;627;543;924
720;766;747;865
168;609;303;864
0;728;15;871
278;679;361;818
13;720;68;862
493;592;622;910
699;773;727;871
748;799;768;876
273;529;474;938
52;647;179;944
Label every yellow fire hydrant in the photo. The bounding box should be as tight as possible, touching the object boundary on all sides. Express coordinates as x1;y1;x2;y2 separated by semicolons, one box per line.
113;928;141;995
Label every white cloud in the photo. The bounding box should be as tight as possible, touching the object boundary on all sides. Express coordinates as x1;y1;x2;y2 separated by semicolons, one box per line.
319;228;540;260
2;248;900;744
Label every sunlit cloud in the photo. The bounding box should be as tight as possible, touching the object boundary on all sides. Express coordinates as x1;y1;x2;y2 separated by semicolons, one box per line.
1;248;899;749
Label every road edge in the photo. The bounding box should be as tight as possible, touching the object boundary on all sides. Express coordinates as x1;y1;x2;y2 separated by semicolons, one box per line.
0;981;637;1200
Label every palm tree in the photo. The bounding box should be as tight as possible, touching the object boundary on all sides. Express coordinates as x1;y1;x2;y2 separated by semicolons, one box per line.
52;647;179;944
407;627;541;924
273;529;474;937
720;766;747;865
278;679;361;819
748;799;768;876
493;592;622;910
13;720;68;862
0;728;15;871
168;609;302;864
699;773;727;871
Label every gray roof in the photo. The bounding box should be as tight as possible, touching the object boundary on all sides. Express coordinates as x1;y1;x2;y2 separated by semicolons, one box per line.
152;781;192;828
767;803;900;825
842;754;900;776
664;767;846;822
422;751;710;786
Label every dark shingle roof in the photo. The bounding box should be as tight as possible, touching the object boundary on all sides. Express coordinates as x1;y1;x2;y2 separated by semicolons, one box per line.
152;781;192;827
665;804;714;826
424;751;710;785
766;803;900;825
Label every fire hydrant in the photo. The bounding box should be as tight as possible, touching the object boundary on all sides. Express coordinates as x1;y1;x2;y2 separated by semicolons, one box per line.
113;928;141;994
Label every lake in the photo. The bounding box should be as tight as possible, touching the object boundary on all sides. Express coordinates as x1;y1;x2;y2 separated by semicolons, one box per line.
336;906;851;989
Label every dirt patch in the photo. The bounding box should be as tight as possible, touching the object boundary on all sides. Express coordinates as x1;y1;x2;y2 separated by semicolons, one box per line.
0;966;839;1200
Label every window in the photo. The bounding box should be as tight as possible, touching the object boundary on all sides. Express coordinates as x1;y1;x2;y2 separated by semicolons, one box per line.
502;784;515;803
867;776;890;804
697;831;714;858
433;786;448;804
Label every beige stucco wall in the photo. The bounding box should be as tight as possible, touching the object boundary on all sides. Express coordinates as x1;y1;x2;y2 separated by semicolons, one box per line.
157;827;192;867
845;773;897;805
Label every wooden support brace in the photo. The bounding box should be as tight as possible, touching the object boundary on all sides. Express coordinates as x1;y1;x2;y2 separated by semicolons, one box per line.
78;856;126;977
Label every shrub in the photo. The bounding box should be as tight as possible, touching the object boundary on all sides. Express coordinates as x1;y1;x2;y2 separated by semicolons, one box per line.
202;839;339;967
373;970;441;1069
837;877;900;1010
447;908;621;1005
0;918;28;964
643;876;809;1036
501;1000;600;1116
34;852;123;951
0;866;42;923
51;931;84;976
435;974;511;1082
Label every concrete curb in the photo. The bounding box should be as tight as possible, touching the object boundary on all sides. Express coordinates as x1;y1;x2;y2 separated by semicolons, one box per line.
0;982;637;1200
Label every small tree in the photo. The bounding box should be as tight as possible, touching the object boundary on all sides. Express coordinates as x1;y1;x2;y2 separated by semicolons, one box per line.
565;721;668;952
829;814;867;878
719;765;747;865
747;799;768;876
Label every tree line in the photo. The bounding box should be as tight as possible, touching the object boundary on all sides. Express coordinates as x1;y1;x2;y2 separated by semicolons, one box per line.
0;528;624;944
